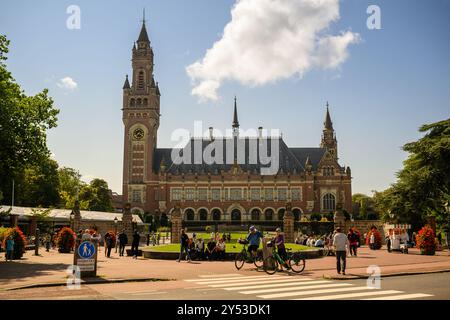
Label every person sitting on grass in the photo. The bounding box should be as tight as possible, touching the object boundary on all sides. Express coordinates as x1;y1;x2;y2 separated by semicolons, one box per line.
216;238;226;260
205;237;216;261
314;237;324;247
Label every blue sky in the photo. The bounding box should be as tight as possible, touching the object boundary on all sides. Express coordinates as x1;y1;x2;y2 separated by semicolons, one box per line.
1;0;449;195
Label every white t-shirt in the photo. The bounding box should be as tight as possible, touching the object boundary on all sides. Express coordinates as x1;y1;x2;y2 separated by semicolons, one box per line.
333;232;349;251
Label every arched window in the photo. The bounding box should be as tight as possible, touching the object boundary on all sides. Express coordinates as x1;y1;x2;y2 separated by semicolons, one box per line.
231;209;241;222
292;208;301;221
277;208;285;221
251;209;260;221
323;193;336;211
212;209;221;221
265;209;274;221
199;209;208;221
185;209;195;221
138;71;145;90
130;99;135;107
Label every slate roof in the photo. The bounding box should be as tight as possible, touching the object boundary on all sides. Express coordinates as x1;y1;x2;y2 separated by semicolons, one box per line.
137;22;150;43
153;137;328;175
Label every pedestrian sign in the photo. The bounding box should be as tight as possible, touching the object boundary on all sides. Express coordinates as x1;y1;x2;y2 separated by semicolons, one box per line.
78;241;95;259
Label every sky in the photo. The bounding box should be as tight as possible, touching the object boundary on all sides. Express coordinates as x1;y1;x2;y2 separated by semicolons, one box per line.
1;0;449;195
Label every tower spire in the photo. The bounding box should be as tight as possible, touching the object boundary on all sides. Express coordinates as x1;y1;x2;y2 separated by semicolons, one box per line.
232;96;239;128
137;9;150;43
324;101;333;130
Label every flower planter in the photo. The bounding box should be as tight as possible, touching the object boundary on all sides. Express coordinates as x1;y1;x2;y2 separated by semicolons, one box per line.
420;249;435;255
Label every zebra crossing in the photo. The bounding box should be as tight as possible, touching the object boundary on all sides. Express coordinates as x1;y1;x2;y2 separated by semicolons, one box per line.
185;273;433;300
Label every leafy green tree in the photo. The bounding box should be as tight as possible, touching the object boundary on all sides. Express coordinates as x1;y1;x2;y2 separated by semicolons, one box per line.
0;35;59;204
14;158;60;207
58;167;83;209
374;119;450;231
79;179;113;212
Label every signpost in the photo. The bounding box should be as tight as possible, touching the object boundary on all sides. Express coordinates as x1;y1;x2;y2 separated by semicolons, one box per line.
74;239;98;278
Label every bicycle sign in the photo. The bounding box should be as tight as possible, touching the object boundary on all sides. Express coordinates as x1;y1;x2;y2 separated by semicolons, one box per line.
78;241;95;259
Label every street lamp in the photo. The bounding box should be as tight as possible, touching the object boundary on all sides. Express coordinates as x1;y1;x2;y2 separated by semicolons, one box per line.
114;217;118;253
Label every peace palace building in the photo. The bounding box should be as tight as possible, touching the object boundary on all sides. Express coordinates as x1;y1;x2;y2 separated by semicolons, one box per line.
121;20;352;225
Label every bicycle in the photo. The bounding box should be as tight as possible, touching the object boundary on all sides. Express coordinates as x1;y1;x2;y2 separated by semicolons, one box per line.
234;239;264;270
263;242;306;275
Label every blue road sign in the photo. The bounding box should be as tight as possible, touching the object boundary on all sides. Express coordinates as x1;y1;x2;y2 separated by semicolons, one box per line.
78;241;95;259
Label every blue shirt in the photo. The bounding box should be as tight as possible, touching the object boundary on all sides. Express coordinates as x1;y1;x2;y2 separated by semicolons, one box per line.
6;239;14;251
247;231;263;246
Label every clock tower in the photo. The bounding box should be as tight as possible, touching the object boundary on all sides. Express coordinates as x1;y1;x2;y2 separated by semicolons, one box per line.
122;16;161;212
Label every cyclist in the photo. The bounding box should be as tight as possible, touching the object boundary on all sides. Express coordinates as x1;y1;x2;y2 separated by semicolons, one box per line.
246;226;263;260
273;228;288;267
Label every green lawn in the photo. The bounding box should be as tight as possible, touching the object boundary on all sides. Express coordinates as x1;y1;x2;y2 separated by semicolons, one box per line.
143;242;312;254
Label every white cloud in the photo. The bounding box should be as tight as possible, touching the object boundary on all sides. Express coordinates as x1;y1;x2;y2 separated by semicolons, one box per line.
57;76;78;90
186;0;360;102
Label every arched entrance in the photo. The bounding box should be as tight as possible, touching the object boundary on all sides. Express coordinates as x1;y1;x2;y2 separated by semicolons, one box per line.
293;208;302;221
198;208;208;221
278;208;285;220
231;209;241;224
265;208;274;221
212;209;221;221
251;209;260;221
185;209;195;221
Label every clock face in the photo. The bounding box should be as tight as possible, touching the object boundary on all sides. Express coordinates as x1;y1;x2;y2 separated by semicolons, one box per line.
133;128;145;140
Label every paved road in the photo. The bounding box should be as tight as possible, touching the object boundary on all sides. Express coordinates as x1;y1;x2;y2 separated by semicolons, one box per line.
1;272;449;300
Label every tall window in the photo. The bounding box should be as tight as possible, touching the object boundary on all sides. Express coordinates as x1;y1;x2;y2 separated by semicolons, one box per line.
264;188;274;201
138;71;145;90
251;188;261;201
132;190;141;203
277;188;287;201
323;166;335;176
198;188;208;201
323;193;336;211
185;188;195;201
211;188;221;201
171;188;182;201
230;188;242;201
291;188;301;201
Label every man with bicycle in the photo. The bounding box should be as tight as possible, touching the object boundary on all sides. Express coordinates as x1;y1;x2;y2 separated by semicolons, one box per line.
246;226;263;260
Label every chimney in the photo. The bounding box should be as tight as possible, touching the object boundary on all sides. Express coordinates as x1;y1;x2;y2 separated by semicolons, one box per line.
258;127;263;139
209;127;214;141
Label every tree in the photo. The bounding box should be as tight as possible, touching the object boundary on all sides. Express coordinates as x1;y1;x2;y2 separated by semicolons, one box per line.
58;167;83;209
374;118;450;231
78;179;113;212
0;35;59;204
14;158;60;207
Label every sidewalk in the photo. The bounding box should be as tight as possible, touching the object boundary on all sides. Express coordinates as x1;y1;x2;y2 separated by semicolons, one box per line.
1;246;449;290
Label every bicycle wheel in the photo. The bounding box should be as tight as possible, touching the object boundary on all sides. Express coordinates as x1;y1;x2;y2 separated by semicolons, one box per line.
234;252;246;270
253;251;264;269
263;255;279;275
289;254;306;273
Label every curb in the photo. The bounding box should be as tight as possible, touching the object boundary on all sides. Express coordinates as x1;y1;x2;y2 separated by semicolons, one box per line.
2;277;172;291
322;268;450;280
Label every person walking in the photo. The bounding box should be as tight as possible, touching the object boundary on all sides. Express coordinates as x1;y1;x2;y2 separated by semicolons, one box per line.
131;231;140;259
176;229;191;262
5;236;14;261
118;230;128;257
105;232;114;258
348;228;358;256
333;227;349;275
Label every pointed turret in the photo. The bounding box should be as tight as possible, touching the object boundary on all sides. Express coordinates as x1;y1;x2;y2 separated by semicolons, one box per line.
123;74;130;89
137;9;150;44
324;101;333;130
